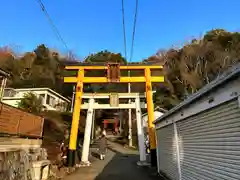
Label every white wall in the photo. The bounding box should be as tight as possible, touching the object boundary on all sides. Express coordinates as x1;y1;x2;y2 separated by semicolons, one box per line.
2;98;21;107
142;111;164;128
43;90;68;111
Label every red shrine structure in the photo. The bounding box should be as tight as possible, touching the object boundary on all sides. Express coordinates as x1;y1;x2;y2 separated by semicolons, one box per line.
102;118;119;134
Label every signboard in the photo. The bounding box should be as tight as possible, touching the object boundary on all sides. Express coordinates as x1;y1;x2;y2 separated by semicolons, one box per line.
107;63;120;82
110;93;119;107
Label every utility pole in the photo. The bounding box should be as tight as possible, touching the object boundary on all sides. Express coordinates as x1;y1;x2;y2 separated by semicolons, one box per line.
91;109;95;143
128;70;133;147
119;110;122;132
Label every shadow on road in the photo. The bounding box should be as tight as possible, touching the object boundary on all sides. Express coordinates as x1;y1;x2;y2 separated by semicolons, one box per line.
94;145;161;180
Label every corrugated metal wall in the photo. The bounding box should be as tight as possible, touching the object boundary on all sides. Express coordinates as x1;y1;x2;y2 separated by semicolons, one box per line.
156;124;179;180
177;99;240;180
156;99;240;180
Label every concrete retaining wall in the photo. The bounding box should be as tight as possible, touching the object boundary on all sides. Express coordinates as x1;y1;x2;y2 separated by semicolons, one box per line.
0;148;32;180
0;138;49;180
0;137;42;149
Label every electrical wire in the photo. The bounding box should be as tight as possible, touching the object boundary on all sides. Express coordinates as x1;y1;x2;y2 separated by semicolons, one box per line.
35;0;70;51
129;0;139;62
121;0;127;60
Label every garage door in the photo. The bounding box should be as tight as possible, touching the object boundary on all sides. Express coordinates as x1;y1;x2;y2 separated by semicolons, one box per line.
156;124;179;180
177;99;240;180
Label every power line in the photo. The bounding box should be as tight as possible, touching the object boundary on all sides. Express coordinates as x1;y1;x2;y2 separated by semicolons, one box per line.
129;0;139;62
35;0;70;51
121;0;127;60
120;0;136;147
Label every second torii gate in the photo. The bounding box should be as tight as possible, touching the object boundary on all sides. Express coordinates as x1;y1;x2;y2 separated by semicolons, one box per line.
78;92;147;166
64;63;164;167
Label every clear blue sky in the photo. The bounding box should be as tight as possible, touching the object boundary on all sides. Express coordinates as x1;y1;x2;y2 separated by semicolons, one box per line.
1;0;240;62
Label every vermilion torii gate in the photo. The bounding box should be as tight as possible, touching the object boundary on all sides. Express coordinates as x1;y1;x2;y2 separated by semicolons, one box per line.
64;63;164;166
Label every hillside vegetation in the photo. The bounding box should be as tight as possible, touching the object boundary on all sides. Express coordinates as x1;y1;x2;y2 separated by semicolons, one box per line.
1;28;240;160
1;29;240;110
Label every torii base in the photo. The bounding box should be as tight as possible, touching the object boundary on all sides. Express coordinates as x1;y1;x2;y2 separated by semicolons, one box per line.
136;161;151;167
150;149;157;167
76;161;91;167
67;150;75;167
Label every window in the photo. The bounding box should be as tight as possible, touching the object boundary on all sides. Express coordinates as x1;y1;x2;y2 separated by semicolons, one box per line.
0;76;3;87
46;95;50;104
3;89;17;97
51;98;56;107
39;94;45;103
46;94;56;107
55;101;68;112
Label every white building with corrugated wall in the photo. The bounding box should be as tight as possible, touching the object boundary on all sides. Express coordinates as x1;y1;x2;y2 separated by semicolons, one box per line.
154;64;240;180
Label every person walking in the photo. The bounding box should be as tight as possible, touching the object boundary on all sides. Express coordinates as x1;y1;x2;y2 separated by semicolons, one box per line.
59;129;70;168
99;130;107;160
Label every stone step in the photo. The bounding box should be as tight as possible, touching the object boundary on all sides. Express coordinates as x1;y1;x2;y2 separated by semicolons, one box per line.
32;160;51;180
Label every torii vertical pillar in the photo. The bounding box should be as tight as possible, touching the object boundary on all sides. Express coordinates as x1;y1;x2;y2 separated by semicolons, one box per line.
68;69;84;167
81;98;95;166
145;68;157;167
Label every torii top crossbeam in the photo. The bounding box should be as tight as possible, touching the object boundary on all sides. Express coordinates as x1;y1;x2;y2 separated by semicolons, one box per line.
64;63;164;166
64;65;164;83
81;92;146;99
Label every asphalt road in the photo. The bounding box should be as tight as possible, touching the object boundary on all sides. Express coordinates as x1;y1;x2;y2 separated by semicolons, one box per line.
63;141;162;180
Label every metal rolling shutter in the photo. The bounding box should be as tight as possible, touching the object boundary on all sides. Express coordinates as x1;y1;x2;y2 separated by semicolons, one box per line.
156;124;179;180
177;99;240;180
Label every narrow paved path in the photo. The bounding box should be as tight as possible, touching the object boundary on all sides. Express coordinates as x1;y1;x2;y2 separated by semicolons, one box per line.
63;141;161;180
